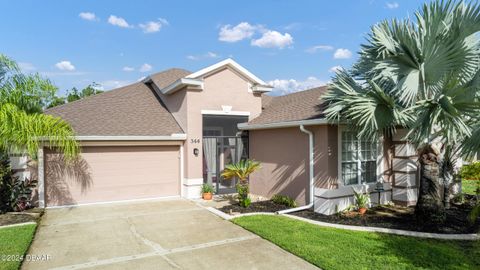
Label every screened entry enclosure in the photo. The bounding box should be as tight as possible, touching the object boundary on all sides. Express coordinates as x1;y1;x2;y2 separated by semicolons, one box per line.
203;115;249;194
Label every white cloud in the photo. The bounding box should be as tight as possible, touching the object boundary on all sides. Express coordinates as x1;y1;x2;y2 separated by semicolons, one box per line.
55;60;75;71
186;51;220;61
139;18;169;33
333;48;352;59
137;76;146;82
268;76;327;96
305;45;334;53
139;63;152;72
219;22;256;42
18;62;36;72
79;12;98;21
98;80;132;90
108;15;132;28
386;2;399;9
251;30;293;49
122;66;134;72
329;65;344;73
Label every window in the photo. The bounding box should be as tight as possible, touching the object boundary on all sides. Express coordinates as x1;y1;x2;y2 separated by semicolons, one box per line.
341;131;378;185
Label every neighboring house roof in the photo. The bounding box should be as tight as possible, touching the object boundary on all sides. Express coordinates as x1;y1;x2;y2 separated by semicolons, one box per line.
247;86;328;126
45;69;185;137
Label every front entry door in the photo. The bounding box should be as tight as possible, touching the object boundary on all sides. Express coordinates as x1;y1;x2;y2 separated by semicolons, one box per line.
203;136;248;194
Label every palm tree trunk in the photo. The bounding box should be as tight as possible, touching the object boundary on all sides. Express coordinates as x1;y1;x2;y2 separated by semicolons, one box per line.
441;146;455;209
442;165;453;209
415;145;446;225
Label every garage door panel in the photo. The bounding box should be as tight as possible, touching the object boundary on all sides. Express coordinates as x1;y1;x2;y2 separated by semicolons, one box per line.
45;146;180;206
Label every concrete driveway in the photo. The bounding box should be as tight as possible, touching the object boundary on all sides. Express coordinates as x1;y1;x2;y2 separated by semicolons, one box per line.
22;199;317;270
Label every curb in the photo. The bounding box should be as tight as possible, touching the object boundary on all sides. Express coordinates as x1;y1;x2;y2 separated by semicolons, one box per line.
204;208;480;241
0;221;37;230
283;214;480;241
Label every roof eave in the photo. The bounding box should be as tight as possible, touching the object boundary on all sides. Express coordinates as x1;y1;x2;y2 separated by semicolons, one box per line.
238;118;331;130
251;85;273;93
161;78;204;95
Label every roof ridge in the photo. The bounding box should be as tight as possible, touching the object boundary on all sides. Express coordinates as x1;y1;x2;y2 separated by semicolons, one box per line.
277;85;328;99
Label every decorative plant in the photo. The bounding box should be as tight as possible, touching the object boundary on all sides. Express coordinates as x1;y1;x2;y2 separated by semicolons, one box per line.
352;188;370;214
200;183;214;200
0;153;36;213
221;159;261;207
200;183;214;194
272;194;297;208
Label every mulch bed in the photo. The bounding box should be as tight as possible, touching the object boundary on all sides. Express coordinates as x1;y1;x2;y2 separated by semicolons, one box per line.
218;200;289;214
292;196;479;234
0;208;43;226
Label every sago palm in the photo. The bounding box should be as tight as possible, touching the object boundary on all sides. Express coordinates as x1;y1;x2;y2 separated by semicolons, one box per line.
323;0;480;224
0;54;79;159
221;159;261;185
221;159;261;207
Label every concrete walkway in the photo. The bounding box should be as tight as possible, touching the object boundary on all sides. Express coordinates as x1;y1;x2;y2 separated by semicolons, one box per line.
22;199;317;270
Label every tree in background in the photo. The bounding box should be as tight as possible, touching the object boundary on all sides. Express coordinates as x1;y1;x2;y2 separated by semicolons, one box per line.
47;83;104;108
323;0;480;225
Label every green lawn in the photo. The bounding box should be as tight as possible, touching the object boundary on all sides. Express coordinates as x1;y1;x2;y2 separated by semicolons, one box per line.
233;215;480;270
0;224;37;270
463;179;479;195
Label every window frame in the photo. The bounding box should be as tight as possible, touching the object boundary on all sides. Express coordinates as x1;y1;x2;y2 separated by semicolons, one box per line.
337;126;383;187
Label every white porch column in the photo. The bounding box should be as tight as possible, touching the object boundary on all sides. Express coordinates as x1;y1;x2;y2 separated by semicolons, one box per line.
37;147;45;208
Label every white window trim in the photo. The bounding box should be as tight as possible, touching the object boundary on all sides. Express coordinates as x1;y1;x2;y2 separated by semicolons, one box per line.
337;126;384;187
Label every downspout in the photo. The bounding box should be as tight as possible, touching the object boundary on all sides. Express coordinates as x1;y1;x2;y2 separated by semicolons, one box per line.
277;125;314;214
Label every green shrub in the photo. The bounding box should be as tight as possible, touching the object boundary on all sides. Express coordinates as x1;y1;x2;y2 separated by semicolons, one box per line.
240;197;251;207
236;183;250;208
460;162;480;181
272;194;297;208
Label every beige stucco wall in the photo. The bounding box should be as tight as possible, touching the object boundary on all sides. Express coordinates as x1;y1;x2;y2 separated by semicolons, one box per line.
44;146;180;206
157;67;263;181
313;125;339;189
249;127;310;205
249;125;339;206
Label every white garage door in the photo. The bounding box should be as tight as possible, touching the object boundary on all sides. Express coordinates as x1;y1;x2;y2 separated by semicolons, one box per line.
45;145;180;206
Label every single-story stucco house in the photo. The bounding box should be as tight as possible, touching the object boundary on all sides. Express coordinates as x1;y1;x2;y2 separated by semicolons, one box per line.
25;59;419;214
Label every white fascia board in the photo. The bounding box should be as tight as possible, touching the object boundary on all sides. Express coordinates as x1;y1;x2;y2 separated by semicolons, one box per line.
75;134;187;141
251;85;273;93
185;58;268;85
161;78;203;95
238;118;330;130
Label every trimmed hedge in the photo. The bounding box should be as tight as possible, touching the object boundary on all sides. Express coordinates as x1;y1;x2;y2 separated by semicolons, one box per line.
272;194;297;208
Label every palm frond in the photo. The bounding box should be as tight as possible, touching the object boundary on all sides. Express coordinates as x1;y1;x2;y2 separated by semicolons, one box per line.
221;159;261;183
0;103;79;159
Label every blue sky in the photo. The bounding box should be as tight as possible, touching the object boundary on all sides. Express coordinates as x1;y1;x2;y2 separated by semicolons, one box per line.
1;0;424;96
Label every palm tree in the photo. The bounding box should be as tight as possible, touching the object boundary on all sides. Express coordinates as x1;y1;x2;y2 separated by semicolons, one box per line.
323;0;480;224
221;159;261;207
0;54;79;159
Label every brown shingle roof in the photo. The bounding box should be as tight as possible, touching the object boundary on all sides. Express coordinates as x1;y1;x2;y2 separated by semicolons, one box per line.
261;94;276;109
249;86;328;125
148;68;191;89
45;69;187;136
